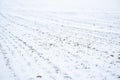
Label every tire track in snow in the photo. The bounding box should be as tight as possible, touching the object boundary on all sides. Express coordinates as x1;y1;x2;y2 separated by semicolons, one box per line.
0;29;20;80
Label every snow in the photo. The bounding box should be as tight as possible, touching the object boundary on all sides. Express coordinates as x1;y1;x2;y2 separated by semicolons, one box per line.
0;0;120;80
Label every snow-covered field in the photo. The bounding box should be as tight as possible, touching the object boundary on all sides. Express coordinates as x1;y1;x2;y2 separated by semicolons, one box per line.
0;0;120;80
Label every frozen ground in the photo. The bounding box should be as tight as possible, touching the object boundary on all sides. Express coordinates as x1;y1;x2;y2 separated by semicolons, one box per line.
0;0;120;80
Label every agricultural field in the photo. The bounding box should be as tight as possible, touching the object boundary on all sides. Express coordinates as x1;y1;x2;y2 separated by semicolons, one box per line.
0;0;120;80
